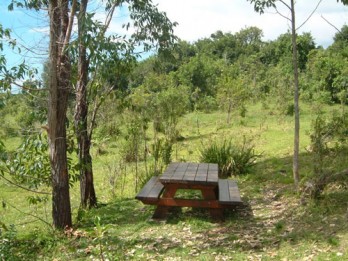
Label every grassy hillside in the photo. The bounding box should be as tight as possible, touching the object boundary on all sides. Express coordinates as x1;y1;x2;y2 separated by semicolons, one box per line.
1;102;347;260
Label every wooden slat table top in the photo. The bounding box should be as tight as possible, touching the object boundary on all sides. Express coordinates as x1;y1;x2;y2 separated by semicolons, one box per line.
160;162;219;185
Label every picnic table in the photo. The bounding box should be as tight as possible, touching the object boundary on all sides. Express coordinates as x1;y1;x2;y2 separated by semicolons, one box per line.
136;162;243;220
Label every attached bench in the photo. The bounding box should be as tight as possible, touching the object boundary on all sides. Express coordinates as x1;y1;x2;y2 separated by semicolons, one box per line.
135;176;164;205
218;179;243;206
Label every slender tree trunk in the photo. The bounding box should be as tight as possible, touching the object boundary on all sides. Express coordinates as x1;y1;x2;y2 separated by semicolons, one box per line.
48;0;72;229
227;100;232;124
75;0;97;208
290;0;300;189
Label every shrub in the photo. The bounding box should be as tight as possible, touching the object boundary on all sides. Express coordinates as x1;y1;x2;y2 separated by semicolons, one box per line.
301;111;348;200
200;138;260;177
0;224;17;260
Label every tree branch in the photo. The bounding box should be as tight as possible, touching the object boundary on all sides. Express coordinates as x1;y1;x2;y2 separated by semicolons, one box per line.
321;15;342;33
11;81;48;92
279;0;291;11
0;174;50;195
5;201;53;229
297;0;323;30
88;84;114;142
103;2;118;35
274;5;291;22
62;0;77;52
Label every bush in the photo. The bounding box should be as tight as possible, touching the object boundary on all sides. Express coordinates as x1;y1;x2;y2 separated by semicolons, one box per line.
301;111;348;200
200;138;260;177
0;224;17;260
196;95;218;113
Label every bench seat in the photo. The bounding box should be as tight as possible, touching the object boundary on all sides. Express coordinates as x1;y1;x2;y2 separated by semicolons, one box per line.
218;179;243;205
135;176;164;204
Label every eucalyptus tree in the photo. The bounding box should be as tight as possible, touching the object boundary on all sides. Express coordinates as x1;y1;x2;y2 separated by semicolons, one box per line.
46;0;76;228
73;0;177;208
4;0;75;229
5;0;176;228
216;65;249;124
247;0;302;189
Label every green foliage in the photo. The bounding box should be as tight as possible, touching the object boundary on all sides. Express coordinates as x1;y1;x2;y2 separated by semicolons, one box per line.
195;95;218;113
0;132;78;189
156;85;190;140
305;36;348;104
337;0;348;5
121;110;144;163
216;67;249;123
0;224;17;261
152;138;173;166
174;55;221;99
247;0;276;14
200;138;260;177
0;22;37;92
0;134;50;188
302;110;348;199
0;140;6;161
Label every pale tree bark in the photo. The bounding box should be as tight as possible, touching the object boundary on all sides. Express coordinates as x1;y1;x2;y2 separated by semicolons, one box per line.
290;0;300;189
74;0;97;209
247;0;301;189
48;0;75;229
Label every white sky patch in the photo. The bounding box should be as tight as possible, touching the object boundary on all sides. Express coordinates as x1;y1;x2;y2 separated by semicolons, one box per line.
1;0;347;78
154;0;348;47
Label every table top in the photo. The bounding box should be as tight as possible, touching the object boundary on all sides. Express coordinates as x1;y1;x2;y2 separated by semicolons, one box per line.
160;162;219;185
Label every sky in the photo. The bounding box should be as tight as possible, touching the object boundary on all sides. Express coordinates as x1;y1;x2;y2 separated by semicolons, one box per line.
153;0;348;47
0;0;347;78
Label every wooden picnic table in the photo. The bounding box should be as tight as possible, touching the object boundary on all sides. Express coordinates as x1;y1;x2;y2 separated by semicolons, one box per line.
136;162;243;221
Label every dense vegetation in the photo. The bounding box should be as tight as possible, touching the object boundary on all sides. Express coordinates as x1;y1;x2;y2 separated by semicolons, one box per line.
1;5;348;260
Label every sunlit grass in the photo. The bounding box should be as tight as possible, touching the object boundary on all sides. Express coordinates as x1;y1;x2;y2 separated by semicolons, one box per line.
1;101;347;260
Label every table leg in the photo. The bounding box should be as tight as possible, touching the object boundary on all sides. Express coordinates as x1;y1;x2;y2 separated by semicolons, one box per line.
152;185;178;220
201;188;223;221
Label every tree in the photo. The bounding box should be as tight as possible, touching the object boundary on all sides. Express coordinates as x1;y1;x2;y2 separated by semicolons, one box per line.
74;0;97;209
216;66;248;124
47;0;76;228
247;0;301;189
337;0;348;5
2;1;74;229
73;0;177;208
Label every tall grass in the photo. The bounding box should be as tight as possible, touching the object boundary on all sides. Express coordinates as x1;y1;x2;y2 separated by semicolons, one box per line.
199;137;260;177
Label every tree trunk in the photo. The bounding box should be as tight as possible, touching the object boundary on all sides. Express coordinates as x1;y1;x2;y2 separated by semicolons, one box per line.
290;0;300;189
75;0;97;208
48;0;72;229
227;100;232;124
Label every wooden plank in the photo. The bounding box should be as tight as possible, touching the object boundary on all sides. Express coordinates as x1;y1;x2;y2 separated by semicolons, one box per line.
161;162;179;180
169;162;188;182
227;180;242;203
195;163;208;182
161;162;219;185
218;179;230;203
167;162;179;170
208;163;218;171
218;179;243;205
158;198;221;208
135;176;163;200
147;179;165;199
183;163;197;182
160;162;178;182
207;163;219;183
176;162;189;171
198;163;209;170
171;171;185;181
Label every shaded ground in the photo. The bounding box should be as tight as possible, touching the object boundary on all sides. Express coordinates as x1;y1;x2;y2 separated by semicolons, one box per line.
38;181;346;261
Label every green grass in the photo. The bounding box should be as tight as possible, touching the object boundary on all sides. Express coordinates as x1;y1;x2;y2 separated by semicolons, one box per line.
1;102;348;260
